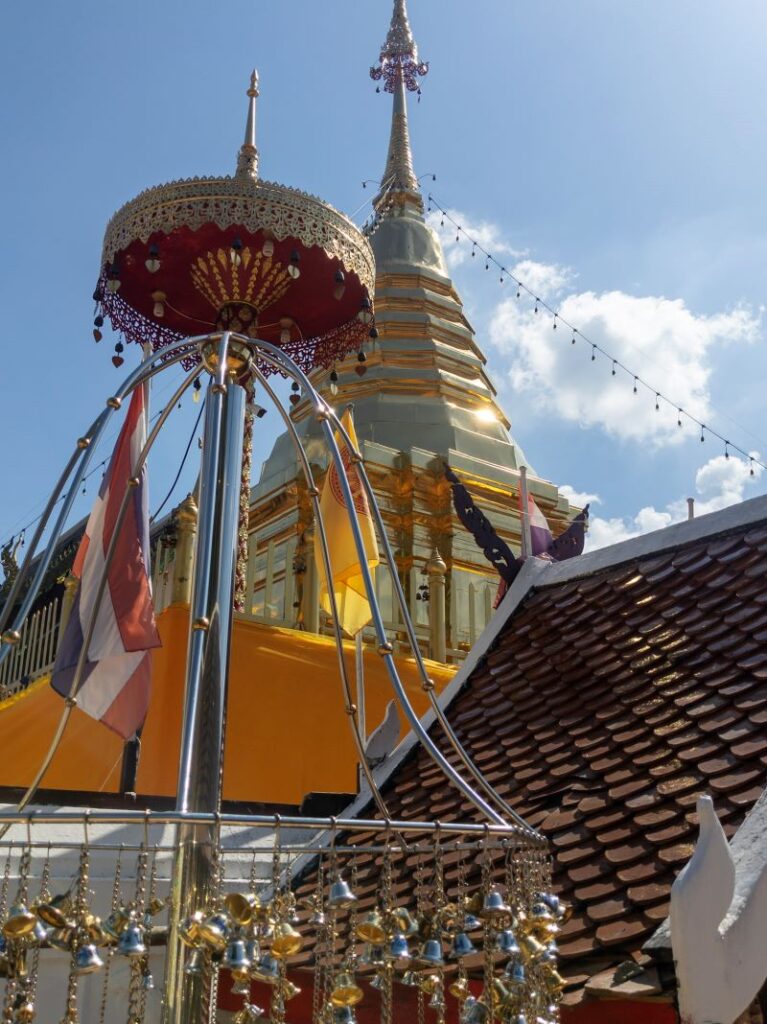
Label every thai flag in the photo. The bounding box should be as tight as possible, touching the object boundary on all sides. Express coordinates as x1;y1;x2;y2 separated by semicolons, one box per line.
525;493;553;556
51;387;161;740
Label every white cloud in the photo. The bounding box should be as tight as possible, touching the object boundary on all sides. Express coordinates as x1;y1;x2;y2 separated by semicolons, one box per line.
584;453;762;551
490;288;761;447
510;258;573;297
559;484;601;508
426;208;523;267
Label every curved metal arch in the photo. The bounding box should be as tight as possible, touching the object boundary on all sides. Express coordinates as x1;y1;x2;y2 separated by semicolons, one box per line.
326;410;531;831
237;337;508;827
250;367;398;832
0;336;204;668
5;366;199;823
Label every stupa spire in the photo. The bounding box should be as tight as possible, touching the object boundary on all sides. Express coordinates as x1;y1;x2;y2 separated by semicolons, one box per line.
235;69;259;180
370;0;429;207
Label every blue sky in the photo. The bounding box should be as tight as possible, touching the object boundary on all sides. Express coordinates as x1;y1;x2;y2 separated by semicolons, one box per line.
1;1;766;552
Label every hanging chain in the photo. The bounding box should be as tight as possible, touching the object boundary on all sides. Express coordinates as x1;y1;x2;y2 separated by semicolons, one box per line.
480;833;494;1007
98;849;123;1024
0;844;13;920
311;858;324;1024
346;858;359;968
380;839;393;1024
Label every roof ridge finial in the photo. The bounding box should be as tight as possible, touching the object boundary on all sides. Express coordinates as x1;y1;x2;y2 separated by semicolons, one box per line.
370;0;428;207
235;69;259;181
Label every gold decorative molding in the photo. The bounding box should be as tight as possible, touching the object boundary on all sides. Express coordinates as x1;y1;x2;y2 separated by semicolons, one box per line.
102;175;375;296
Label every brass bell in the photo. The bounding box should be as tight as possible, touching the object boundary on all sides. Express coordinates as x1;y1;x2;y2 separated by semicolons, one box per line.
281;980;302;1001
542;967;565;993
147;896;166;917
36;893;73;929
14;1001;36;1024
429;990;446;1012
387;932;410;967
223;938;251;979
417;938;444;969
104;906;131;941
529;901;555;938
461;996;489;1024
184;949;205;977
480;890;511;927
4;904;37;938
73;942;104;975
270;921;302;958
496;929;520;956
233;1004;264;1024
117;921;146;959
198;912;231;952
84;914;108;947
327;876;357;910
437;903;459;933
225;892;260;927
330;971;364;1007
355;910;386;945
7;947;27;979
180;911;206;948
450;932;476;959
419;974;441;996
504;960;526;988
517;933;545;963
250;952;280;984
486;977;510;1012
47;927;74;952
449;972;470;1001
392;906;419;936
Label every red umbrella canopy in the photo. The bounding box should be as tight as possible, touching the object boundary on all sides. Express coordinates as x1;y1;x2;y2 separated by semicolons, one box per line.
98;175;376;374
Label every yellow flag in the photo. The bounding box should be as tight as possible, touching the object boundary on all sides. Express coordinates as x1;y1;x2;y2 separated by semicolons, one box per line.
315;408;380;637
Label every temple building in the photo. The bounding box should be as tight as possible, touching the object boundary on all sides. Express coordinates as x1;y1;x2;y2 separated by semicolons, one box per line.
245;0;574;660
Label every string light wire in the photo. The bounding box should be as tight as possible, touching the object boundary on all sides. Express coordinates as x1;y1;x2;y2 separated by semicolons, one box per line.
426;192;764;473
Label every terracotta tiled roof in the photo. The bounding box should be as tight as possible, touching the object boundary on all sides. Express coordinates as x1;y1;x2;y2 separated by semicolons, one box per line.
313;498;767;999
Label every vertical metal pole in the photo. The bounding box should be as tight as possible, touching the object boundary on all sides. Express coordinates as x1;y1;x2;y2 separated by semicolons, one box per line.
519;465;532;560
162;358;247;1024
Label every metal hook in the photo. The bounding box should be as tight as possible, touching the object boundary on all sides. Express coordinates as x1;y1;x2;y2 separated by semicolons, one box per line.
143;809;150;852
83;809;91;848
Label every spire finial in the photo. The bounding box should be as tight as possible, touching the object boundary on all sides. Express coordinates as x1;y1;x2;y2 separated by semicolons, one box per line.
235;69;259;181
370;0;428;208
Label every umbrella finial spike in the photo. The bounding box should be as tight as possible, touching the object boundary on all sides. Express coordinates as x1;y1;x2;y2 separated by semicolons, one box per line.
236;69;259;180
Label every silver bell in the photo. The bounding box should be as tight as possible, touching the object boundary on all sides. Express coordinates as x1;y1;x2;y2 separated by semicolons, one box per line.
450;932;476;959
117;921;147;959
417;938;444;969
250;952;280;984
504;960;526;987
461;997;489;1024
496;929;520;955
327;876;357;910
464;913;482;931
142;970;155;991
223;938;251;977
332;1009;357;1024
185;949;205;977
387;932;410;966
73;942;104;975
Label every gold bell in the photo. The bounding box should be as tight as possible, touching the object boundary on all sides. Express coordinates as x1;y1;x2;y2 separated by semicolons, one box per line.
330;971;364;1007
517;933;546;963
418;974;441;996
392;906;419;936
147;896;166;917
271;921;302;958
104;906;131;941
486;978;510;1012
84;914;108;947
14;1002;35;1024
198;912;231;952
180;911;206;948
47;927;74;952
449;972;470;1001
36;893;73;930
233;1004;264;1024
4;904;37;938
529;901;555;938
250;953;281;984
355;910;386;945
225;892;260;927
73;941;104;975
327;876;357;910
281;980;302;1001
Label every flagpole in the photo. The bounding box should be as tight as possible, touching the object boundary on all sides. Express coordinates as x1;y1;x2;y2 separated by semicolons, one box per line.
519;465;532;560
